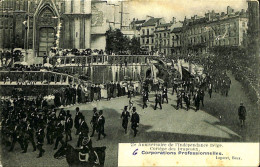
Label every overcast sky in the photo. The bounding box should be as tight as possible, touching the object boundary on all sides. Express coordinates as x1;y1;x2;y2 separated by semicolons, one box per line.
123;0;248;22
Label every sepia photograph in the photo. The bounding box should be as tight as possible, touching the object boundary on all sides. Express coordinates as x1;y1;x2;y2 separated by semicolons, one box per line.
0;0;259;166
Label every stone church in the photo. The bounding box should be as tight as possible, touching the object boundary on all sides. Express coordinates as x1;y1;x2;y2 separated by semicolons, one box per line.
0;0;129;57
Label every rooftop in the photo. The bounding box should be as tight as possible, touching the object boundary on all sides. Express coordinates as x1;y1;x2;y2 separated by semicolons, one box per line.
142;18;162;27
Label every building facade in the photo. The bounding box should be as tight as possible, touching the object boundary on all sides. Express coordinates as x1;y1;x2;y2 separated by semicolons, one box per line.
129;18;145;38
140;17;165;52
154;17;182;56
247;0;260;56
170;27;182;57
0;0;127;57
181;6;248;56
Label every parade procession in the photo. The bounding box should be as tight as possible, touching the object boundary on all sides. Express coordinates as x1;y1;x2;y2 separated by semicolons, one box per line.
0;0;259;166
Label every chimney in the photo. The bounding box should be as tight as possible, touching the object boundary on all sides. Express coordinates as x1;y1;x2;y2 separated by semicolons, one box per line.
205;12;210;20
227;6;233;15
172;17;176;24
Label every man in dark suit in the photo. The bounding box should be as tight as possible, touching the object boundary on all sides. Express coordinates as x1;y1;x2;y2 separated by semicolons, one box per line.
131;107;140;137
65;110;73;142
121;106;130;134
142;91;148;109
77;114;89;147
162;87;168;104
176;91;183;110
90;108;98;137
199;89;205;107
238;102;246;127
23;120;36;153
74;107;81;135
184;92;191;111
54;118;65;150
97;110;106;141
154;94;162;110
9;123;24;152
36;126;45;158
77;85;82;104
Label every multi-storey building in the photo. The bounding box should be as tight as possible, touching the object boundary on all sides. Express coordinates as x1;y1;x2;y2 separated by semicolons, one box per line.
181;6;248;56
130;18;146;38
140;17;165;52
170;27;182;57
154;17;182;56
0;0;128;57
247;0;260;56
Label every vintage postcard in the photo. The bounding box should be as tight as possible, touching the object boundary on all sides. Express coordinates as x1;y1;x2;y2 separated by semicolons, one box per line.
0;0;259;166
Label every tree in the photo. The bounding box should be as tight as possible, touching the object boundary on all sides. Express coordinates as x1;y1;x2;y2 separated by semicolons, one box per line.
105;28;142;55
129;37;141;54
105;28;130;54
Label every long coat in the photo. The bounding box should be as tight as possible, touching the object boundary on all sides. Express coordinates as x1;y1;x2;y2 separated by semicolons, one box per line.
121;111;130;129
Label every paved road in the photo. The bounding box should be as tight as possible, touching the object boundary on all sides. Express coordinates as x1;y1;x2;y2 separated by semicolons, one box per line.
1;74;259;166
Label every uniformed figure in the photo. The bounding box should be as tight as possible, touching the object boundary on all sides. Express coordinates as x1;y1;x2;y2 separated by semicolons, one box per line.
54;118;65;150
172;80;178;95
74;107;81;135
142;91;148;109
154;94;162;110
97;110;106;141
238;102;246;127
36;126;45;158
65;110;73;142
58;109;66;120
199;89;205;107
176;91;183;110
46;111;56;145
121;106;130;134
23;121;36;153
162;87;168;104
90;108;98;137
77;114;89;147
184;92;191;111
9;123;24;152
131;107;140;137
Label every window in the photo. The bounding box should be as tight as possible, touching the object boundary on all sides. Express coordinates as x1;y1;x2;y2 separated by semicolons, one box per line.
142;39;145;44
147;29;149;35
152;38;154;43
142;30;145;35
146;39;149;44
164;33;166;37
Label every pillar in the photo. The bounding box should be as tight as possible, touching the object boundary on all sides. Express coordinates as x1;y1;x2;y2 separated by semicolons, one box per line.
74;18;80;48
84;18;91;48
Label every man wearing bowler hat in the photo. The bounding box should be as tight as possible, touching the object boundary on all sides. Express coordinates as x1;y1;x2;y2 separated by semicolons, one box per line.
121;106;130;134
131;107;140;137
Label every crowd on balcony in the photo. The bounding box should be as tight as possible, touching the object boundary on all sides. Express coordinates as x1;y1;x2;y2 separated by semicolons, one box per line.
49;48;106;57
